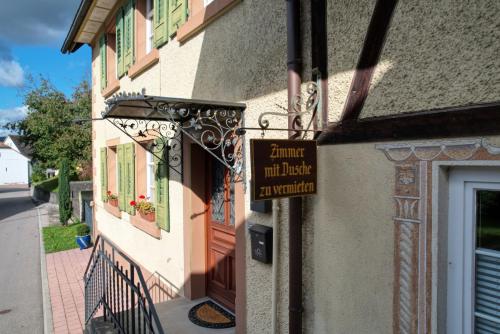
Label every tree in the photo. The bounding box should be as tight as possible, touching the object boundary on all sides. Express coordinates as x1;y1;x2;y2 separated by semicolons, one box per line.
6;76;92;171
58;158;72;225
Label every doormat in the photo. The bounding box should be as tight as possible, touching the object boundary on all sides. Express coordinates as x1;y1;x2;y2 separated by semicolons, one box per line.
188;300;235;329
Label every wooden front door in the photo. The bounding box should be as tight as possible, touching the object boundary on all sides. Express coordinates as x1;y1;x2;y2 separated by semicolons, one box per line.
206;157;236;311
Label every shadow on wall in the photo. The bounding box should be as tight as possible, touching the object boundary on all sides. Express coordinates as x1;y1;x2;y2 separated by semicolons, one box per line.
190;0;289;102
358;0;500;118
146;271;180;304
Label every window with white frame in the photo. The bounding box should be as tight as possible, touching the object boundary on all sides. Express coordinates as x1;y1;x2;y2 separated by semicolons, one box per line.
146;151;155;202
146;0;154;54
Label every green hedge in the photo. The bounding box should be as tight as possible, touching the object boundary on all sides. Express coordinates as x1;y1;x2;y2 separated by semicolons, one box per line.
34;177;59;193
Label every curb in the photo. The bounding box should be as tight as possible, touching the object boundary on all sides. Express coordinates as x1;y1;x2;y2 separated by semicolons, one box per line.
37;206;54;334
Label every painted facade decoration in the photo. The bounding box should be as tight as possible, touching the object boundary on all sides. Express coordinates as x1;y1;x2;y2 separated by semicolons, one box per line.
377;139;500;334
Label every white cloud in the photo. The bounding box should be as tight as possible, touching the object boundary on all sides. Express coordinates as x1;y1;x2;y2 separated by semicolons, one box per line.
0;105;28;129
0;60;24;87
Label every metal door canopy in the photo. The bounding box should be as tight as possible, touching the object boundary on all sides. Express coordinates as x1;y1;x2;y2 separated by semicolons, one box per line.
101;93;246;175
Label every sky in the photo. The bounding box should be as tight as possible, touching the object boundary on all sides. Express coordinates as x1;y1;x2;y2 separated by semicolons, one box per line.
0;0;91;136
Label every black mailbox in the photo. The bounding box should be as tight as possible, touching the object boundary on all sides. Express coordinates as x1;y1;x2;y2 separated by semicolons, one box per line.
249;224;273;264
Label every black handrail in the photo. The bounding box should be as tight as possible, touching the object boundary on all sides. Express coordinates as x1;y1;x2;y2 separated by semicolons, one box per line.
84;234;164;334
84;234;101;277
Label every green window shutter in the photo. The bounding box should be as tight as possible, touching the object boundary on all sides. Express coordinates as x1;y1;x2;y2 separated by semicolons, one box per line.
153;0;168;48
99;34;107;90
154;141;169;231
124;143;136;215
117;145;126;210
123;0;135;70
168;0;187;37
116;9;125;77
100;148;108;202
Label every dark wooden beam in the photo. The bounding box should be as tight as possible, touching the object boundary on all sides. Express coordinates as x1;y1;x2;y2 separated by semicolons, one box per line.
311;0;328;130
311;0;327;79
318;102;500;145
340;0;398;122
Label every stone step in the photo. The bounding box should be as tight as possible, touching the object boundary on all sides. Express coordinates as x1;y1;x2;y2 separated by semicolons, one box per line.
86;317;119;334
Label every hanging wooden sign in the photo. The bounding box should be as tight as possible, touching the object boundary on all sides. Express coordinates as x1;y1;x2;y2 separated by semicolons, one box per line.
250;139;317;201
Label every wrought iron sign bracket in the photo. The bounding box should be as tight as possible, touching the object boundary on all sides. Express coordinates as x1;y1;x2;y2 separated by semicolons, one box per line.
237;81;321;139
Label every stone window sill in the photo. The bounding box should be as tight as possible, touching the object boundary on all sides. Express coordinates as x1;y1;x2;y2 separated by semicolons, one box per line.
177;0;241;43
104;202;122;219
129;49;160;79
131;214;161;239
102;79;120;98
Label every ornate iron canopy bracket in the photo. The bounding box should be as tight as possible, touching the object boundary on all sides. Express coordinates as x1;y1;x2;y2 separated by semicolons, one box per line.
106;117;183;176
102;93;246;176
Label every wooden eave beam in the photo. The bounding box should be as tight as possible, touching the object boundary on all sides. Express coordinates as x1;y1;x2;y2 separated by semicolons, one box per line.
318;102;500;145
339;0;399;122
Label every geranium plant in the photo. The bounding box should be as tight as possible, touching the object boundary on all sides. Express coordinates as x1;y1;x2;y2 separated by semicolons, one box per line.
130;195;155;221
106;191;119;206
106;191;118;200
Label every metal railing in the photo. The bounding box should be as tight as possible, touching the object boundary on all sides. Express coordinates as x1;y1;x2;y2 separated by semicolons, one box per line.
84;235;164;334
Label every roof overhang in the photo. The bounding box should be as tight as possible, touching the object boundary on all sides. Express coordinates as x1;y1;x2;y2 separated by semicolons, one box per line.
102;93;246;175
62;0;119;53
103;94;246;121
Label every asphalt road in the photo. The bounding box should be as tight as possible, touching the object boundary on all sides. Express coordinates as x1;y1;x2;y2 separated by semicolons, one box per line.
0;185;44;333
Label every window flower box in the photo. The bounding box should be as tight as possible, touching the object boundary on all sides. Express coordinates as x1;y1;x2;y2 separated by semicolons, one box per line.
129;195;159;238
139;211;155;222
106;191;119;207
130;195;155;219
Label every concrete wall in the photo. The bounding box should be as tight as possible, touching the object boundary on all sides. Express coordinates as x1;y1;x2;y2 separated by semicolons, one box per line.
70;181;93;222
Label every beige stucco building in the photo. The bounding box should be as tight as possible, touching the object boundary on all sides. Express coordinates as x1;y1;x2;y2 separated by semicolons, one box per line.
62;0;500;333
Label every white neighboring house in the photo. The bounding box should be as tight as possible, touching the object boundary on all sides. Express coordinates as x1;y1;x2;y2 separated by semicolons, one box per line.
0;135;32;185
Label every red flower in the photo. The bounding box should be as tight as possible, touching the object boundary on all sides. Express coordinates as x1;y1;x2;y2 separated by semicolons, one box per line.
139;195;146;199
107;191;111;194
130;200;137;206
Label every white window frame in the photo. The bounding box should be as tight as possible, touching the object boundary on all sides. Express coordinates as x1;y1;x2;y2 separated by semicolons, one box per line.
146;0;154;54
447;168;500;334
146;151;155;202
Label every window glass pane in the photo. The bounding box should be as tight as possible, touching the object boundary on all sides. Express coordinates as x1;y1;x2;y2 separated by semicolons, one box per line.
211;160;225;223
476;190;500;251
146;0;153;53
229;172;235;226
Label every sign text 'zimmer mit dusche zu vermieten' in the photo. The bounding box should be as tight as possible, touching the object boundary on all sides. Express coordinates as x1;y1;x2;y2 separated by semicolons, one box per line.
250;139;317;201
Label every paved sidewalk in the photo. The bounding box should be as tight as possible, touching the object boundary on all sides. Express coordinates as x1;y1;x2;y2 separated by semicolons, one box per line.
46;248;92;334
0;185;44;333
